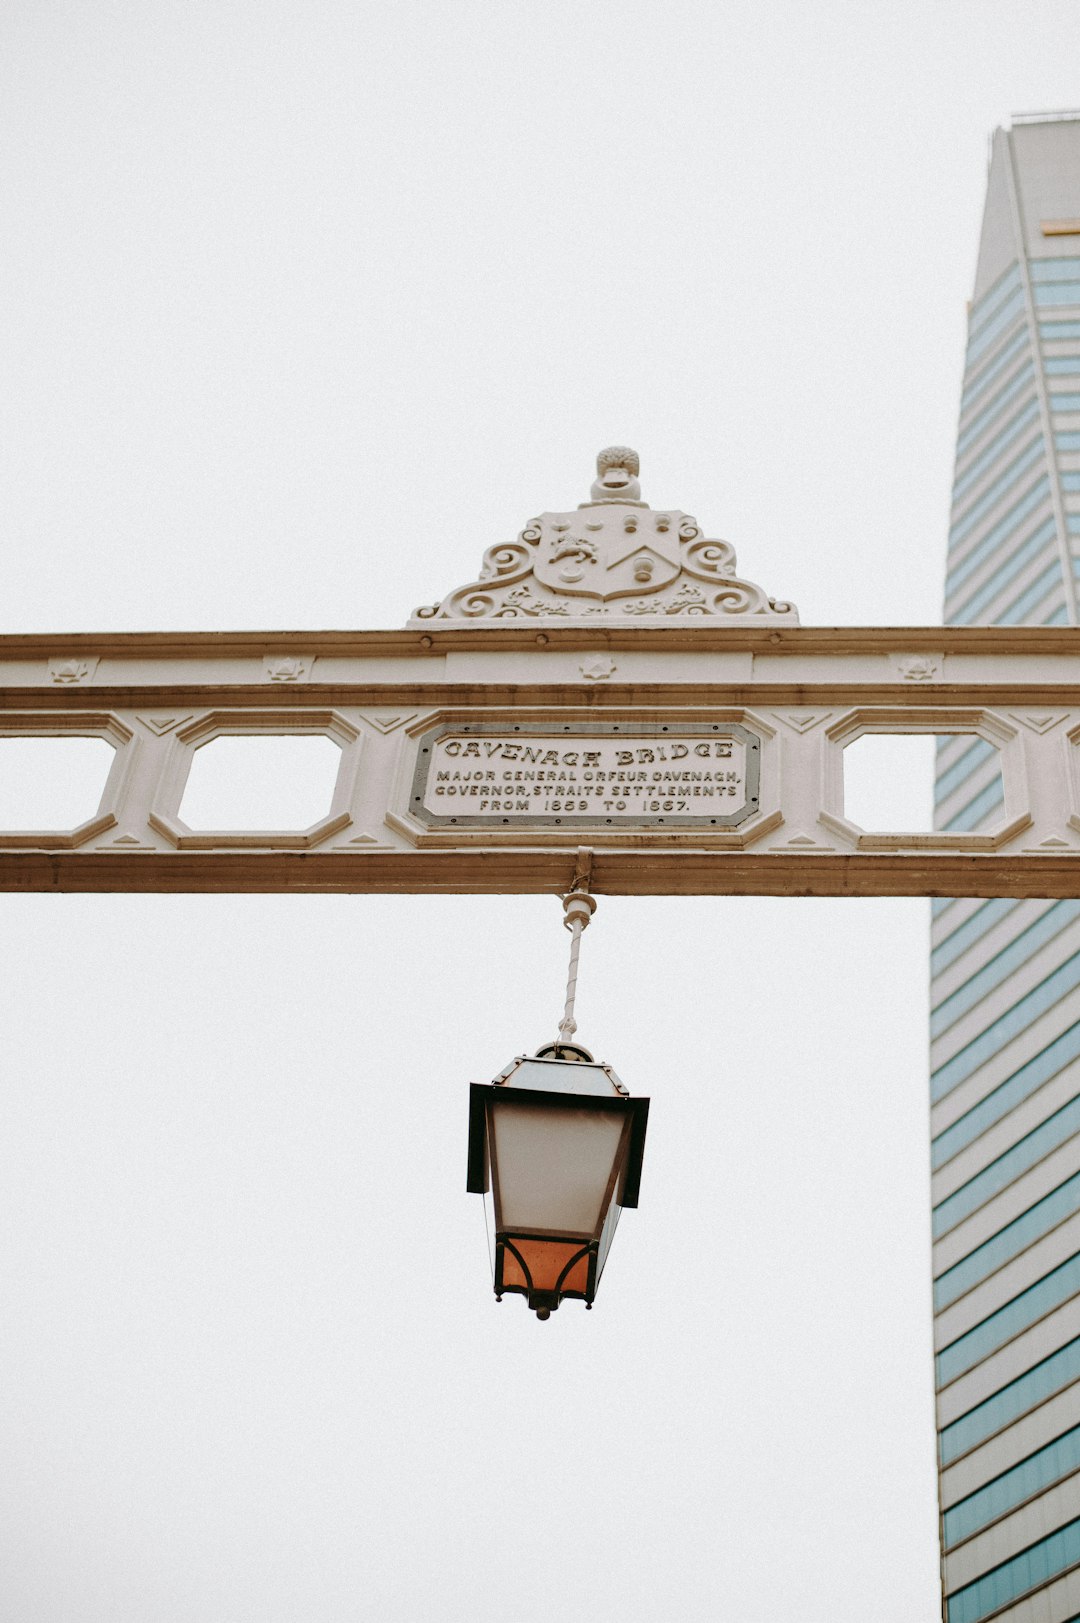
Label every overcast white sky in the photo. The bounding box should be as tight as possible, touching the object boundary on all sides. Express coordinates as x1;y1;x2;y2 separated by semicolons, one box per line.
3;5;1080;1621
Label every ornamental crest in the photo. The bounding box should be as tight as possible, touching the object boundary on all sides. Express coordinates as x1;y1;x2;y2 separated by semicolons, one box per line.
410;448;797;624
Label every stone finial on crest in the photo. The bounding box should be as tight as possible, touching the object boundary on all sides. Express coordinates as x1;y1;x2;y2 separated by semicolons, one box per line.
589;447;643;506
409;448;798;626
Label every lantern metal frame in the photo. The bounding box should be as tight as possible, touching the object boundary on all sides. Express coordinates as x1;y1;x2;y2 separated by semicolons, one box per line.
467;1053;650;1316
465;879;649;1318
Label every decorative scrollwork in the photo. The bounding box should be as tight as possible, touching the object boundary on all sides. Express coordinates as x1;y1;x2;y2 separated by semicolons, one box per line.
417;542;537;621
407;449;798;625
479;542;532;582
685;538;738;579
502;587;571;617
449;589;502;618
710;584;763;615
670;583;708;611
623;583;709;615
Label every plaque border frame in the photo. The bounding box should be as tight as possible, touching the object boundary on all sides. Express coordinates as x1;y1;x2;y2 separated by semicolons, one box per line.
407;720;762;831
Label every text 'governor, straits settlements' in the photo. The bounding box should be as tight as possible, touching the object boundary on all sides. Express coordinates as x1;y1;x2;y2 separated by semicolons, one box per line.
415;730;760;827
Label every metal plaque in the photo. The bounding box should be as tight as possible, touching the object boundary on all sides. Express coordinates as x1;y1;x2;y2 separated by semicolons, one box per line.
408;722;761;829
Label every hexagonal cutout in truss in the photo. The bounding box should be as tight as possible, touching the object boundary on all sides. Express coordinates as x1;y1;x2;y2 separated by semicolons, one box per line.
0;736;116;831
843;733;1005;835
179;734;345;832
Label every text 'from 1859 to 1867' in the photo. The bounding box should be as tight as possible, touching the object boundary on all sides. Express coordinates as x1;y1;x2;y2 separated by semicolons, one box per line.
409;725;762;829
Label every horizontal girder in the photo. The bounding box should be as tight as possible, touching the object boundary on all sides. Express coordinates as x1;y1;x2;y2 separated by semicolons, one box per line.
3;624;1080;899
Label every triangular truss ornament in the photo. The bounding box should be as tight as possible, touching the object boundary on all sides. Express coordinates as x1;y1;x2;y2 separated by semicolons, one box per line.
143;715;192;735
366;713;417;734
781;711;830;733
1012;713;1062;734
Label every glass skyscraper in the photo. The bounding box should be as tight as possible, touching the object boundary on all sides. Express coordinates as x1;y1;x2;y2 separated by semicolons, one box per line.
934;115;1080;1622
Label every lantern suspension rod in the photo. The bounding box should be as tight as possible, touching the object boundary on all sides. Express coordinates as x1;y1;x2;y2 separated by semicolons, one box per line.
557;886;597;1046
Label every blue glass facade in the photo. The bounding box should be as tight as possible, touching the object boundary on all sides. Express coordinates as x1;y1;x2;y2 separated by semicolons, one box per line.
935;117;1080;1622
937;1253;1080;1386
940;1336;1080;1466
932;1021;1080;1169
935;1171;1080;1310
931;901;1075;1041
943;1424;1080;1548
946;1519;1080;1622
933;1092;1080;1239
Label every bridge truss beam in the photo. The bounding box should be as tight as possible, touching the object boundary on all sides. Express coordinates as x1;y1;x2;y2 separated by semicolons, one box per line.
3;623;1080;899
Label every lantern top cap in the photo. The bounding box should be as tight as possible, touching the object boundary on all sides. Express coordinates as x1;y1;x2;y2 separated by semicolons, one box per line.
493;1048;630;1098
533;1040;594;1063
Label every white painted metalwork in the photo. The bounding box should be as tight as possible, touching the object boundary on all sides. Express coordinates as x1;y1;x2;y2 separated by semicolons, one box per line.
4;447;1080;900
3;620;1080;896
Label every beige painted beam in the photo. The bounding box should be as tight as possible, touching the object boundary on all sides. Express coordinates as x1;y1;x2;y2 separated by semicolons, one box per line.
4;849;1080;899
3;623;1080;898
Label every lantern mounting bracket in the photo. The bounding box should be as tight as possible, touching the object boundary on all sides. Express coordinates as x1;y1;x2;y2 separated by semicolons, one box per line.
568;846;593;897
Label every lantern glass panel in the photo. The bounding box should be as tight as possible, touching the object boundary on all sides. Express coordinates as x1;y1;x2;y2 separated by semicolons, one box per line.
596;1190;622;1281
501;1239;591;1296
490;1100;626;1233
482;1189;497;1278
